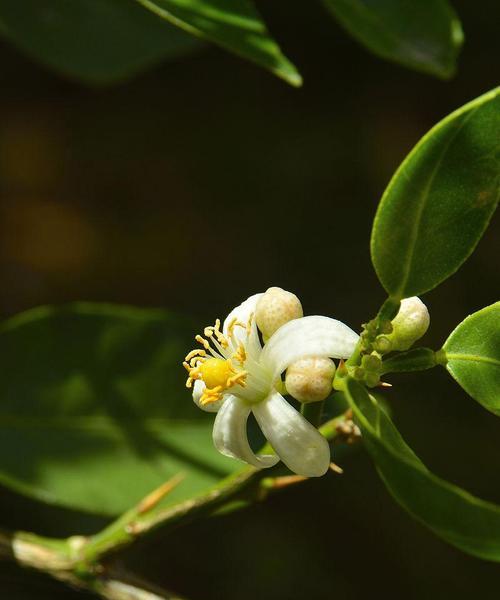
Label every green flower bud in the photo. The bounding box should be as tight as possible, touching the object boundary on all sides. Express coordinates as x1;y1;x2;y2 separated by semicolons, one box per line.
373;335;392;354
389;297;430;351
364;372;380;388
285;356;336;403
256;287;303;339
352;367;365;381
361;353;382;372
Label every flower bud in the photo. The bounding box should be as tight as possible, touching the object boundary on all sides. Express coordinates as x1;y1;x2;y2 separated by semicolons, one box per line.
389;297;430;351
361;353;382;372
364;372;380;388
373;335;392;354
255;287;303;339
285;356;336;403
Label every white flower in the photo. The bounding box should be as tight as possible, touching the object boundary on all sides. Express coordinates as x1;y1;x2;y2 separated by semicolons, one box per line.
183;293;359;477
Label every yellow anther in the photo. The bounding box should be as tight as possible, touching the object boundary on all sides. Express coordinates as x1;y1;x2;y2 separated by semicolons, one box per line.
227;317;245;339
200;386;223;405
195;335;210;349
185;349;206;362
208;319;229;348
232;343;246;365
246;313;254;336
227;371;247;388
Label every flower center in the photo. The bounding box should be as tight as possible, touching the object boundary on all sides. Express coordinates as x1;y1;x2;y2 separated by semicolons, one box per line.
183;318;248;406
200;358;236;389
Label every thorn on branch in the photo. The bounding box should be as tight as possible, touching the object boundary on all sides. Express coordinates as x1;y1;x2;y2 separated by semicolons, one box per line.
137;474;185;515
329;462;344;475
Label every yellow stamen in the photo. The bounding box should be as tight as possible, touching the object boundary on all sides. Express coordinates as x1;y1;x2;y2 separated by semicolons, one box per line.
246;312;254;336
232;343;247;365
204;318;229;349
227;370;247;388
200;386;223;406
227;317;246;339
183;319;249;404
185;349;206;362
195;334;210;350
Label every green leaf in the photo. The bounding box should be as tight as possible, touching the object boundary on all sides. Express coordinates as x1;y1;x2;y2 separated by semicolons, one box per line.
371;87;500;299
0;0;200;84
441;302;500;414
136;0;302;86
344;377;500;560
322;0;463;79
0;304;239;516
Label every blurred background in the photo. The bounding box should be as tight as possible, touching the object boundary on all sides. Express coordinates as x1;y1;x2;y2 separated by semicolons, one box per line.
0;0;499;598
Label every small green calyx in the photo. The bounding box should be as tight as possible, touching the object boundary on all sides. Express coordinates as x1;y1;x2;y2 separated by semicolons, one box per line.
378;319;394;335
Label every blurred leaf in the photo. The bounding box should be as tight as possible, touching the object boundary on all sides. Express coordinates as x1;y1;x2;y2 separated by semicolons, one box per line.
0;304;239;516
136;0;302;86
344;378;500;560
371;87;500;299
322;0;463;79
442;302;500;414
0;0;200;84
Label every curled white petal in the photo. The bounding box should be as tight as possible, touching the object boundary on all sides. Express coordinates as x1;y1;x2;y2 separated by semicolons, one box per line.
252;392;330;477
213;395;279;469
192;380;225;413
261;315;359;380
223;293;263;338
223;292;264;360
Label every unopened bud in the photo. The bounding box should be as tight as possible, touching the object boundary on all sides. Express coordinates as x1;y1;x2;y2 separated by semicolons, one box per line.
352;367;365;381
256;287;303;339
390;297;430;351
365;372;380;388
285;356;336;403
373;335;392;354
361;353;382;372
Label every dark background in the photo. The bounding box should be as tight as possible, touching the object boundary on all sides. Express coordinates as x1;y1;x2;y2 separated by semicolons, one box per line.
0;1;499;598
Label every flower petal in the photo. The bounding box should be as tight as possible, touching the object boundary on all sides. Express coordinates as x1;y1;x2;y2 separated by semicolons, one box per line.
223;292;264;359
213;395;279;468
261;315;359;380
192;380;226;413
223;293;263;331
252;392;331;477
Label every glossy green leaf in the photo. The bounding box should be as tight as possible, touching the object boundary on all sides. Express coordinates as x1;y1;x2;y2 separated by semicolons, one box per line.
442;302;500;414
0;0;200;84
322;0;463;79
136;0;301;86
344;377;500;560
0;304;239;516
371;87;500;299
